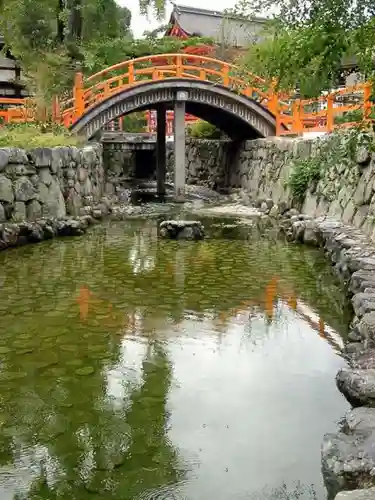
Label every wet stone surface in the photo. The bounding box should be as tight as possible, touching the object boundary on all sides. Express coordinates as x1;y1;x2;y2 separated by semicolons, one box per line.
0;215;96;250
159;220;205;240
322;408;375;499
334;488;375;500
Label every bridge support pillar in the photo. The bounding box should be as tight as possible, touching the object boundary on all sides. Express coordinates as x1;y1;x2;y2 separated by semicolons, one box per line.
156;104;166;199
174;94;186;202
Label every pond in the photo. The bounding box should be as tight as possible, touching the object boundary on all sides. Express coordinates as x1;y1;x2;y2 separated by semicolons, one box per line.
0;219;351;500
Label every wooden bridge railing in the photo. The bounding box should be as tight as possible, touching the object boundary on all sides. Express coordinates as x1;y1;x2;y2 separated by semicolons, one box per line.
0;53;374;136
58;53;272;128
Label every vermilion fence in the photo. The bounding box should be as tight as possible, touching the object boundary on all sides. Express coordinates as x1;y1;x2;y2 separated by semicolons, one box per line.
0;54;373;136
145;110;198;136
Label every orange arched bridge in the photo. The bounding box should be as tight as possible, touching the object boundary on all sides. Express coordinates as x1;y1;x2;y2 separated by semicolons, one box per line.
0;53;373;138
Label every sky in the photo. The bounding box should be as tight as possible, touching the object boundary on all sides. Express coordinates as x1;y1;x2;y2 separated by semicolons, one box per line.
117;0;238;38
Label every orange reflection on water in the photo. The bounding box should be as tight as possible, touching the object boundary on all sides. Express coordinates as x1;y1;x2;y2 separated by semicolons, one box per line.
319;316;325;337
264;276;279;321
76;285;132;333
77;280;330;345
77;285;91;321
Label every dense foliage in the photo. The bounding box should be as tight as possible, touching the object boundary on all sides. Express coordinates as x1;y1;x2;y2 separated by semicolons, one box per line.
0;0;214;105
187;120;222;139
0;123;82;147
229;0;375;97
0;0;132;100
81;35;215;75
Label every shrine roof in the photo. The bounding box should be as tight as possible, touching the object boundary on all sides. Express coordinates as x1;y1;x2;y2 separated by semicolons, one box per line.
166;4;267;47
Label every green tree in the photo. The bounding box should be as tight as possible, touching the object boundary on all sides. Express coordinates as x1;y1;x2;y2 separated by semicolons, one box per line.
230;0;375;97
0;0;214;106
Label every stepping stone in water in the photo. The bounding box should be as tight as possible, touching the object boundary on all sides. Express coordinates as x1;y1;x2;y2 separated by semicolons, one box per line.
159;220;205;240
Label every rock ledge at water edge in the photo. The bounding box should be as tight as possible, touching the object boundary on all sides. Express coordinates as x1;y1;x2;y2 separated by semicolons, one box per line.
159;220;205;240
334;487;375;500
0;215;96;251
273;214;375;496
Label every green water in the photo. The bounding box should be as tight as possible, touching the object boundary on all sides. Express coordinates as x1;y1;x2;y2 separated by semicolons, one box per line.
0;219;350;500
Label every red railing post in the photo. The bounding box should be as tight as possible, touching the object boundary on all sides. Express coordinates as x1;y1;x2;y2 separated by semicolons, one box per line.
73;72;85;120
363;82;372;121
52;95;61;123
275;100;281;136
292;100;303;136
128;62;134;84
175;55;183;77
222;64;230;87
267;85;277;115
326;95;334;132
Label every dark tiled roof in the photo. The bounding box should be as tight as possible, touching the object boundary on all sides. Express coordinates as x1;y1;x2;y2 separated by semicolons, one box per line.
167;4;267;47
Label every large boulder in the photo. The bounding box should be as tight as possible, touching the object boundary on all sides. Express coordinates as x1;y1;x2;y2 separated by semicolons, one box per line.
0;175;13;203
322;407;375;498
0;150;9;171
28;147;62;173
352;292;375;319
26;200;42;220
356;313;375;344
39;177;66;218
159;220;205;240
336;368;375;407
350;270;375;295
14;176;36;202
12;202;26;222
0;203;5;222
335;487;375;500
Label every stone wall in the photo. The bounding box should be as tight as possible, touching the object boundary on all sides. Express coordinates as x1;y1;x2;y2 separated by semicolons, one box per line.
103;147;134;194
0;144;104;222
180;135;375;242
166;139;237;190
234;135;375;243
102;139;233;190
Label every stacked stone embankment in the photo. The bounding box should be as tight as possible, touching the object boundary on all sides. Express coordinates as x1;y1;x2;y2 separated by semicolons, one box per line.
0;144;105;222
0;143;109;250
284;214;375;500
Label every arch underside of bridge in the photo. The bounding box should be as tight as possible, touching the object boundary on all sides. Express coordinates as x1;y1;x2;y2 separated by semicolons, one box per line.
71;79;279;140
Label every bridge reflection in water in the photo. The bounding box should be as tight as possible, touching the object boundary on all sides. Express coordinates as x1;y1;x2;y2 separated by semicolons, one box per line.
76;272;344;354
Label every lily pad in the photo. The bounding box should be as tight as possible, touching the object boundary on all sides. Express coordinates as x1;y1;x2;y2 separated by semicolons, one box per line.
12;340;34;349
75;366;95;376
17;348;34;355
35;359;59;371
60;345;77;352
48;367;66;377
66;359;83;367
87;345;105;353
1;371;28;381
0;347;11;354
58;402;73;409
90;352;111;361
18;333;33;340
40;329;64;338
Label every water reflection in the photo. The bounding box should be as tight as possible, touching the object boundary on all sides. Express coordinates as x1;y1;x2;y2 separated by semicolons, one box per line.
0;220;351;499
77;272;344;355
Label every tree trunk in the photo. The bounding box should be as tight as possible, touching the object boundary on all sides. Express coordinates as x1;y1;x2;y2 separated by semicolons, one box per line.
56;0;65;43
68;0;82;41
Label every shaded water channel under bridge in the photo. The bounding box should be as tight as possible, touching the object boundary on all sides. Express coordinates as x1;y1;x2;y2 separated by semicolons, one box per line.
0;217;352;500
